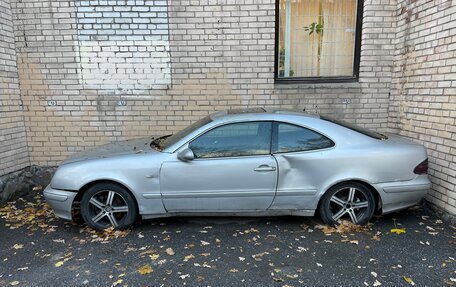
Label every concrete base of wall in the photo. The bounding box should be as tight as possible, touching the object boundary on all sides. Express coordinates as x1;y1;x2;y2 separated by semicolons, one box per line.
423;201;456;225
0;166;56;203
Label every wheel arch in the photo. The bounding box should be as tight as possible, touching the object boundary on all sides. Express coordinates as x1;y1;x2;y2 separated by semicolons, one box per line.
72;179;140;215
316;179;382;214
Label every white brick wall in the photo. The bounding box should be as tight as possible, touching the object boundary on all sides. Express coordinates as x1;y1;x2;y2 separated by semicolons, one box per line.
388;0;456;215
0;0;29;176
10;0;396;167
76;0;171;91
1;0;454;215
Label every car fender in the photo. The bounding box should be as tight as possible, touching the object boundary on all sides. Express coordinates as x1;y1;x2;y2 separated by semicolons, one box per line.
50;153;167;215
314;175;379;210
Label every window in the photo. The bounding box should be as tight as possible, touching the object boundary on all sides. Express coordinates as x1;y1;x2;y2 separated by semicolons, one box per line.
321;116;388;140
189;122;272;158
276;0;362;81
273;122;334;153
159;116;212;150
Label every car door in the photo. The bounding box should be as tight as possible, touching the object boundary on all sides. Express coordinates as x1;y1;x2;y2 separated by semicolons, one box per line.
270;121;336;210
160;121;278;212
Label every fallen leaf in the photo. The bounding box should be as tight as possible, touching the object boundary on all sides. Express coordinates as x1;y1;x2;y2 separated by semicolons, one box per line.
184;254;195;261
286;274;298;279
252;252;269;261
200;240;210;246
403;276;415;285
165;248;175;256
315;220;370;235
373;279;382;286
111;279;123;287
17;267;28;271
10;282;19;286
390;228;406;235
179;274;190;280
13;244;23;250
196;275;205;282
138;264;153;275
55;261;64;267
229;268;239;272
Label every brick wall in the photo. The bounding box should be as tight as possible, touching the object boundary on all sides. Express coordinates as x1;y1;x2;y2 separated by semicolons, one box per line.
3;0;454;215
0;0;29;176
76;0;171;91
10;0;396;166
388;0;456;214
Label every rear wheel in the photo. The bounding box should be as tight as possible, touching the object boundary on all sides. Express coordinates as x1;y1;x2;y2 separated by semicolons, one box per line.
80;182;138;230
319;182;375;226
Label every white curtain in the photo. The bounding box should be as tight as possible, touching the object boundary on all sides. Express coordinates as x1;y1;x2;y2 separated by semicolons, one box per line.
279;0;357;77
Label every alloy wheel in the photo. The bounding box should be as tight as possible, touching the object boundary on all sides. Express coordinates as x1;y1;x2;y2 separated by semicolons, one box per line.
87;190;129;228
329;187;370;224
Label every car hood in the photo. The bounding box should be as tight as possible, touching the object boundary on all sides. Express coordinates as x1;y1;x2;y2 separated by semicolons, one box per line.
61;137;157;165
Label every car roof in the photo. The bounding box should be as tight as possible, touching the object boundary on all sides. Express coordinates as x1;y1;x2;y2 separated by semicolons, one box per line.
210;108;320;121
163;108;374;153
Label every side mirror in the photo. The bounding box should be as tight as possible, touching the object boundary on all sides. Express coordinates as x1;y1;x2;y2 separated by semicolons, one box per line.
177;147;195;161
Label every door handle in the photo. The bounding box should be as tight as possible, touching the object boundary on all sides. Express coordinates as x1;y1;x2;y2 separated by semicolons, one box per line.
254;165;276;172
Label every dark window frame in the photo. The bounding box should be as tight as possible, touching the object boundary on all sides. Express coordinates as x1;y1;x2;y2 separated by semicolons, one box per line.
274;0;364;84
271;122;335;154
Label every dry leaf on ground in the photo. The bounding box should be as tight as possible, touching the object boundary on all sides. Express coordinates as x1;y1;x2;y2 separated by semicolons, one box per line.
165;248;175;256
138;264;153;275
390;228;406;235
403;276;415;285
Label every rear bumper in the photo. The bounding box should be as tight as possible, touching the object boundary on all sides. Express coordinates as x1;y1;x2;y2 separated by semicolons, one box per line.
373;176;431;214
43;185;77;220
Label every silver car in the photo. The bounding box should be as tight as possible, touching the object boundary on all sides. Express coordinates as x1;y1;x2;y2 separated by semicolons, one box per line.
44;108;431;230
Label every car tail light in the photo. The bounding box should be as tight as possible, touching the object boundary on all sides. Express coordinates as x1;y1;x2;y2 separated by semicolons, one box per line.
414;159;428;175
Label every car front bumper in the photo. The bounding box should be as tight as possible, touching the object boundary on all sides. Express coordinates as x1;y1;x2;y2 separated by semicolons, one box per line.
373;176;431;214
43;185;77;220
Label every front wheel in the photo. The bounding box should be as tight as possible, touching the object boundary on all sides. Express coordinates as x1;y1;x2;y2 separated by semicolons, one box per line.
319;182;376;226
80;182;138;230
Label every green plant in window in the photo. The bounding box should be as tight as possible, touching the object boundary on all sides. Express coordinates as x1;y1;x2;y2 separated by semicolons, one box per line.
304;21;324;36
278;45;294;77
304;1;324;76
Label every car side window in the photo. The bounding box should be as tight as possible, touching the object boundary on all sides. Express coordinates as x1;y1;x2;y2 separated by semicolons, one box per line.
274;122;334;153
189;122;272;158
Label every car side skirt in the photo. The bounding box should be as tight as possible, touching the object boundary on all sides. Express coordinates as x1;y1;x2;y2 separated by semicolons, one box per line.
141;209;315;220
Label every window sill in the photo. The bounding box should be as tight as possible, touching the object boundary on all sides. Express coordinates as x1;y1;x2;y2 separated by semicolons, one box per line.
274;76;360;89
275;76;358;84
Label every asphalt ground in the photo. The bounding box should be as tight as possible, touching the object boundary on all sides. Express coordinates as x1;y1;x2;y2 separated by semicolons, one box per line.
0;190;455;287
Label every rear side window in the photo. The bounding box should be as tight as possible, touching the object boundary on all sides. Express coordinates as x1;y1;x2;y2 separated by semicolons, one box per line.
189;121;272;158
273;122;334;153
321;116;388;140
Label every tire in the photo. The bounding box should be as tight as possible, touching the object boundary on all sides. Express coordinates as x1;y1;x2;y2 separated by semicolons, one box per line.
319;182;375;226
80;182;138;230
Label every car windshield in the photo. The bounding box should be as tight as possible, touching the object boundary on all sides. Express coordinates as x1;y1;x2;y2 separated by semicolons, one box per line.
321;116;388;140
151;115;212;151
